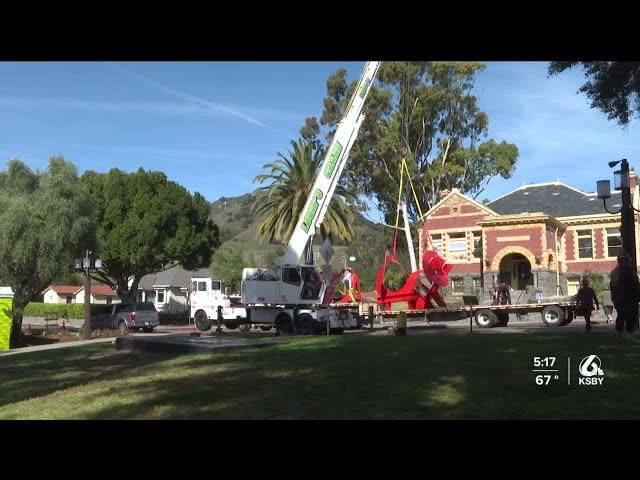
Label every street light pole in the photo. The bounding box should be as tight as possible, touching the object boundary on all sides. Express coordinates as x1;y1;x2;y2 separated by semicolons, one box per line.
598;159;638;271
620;160;637;272
83;250;91;340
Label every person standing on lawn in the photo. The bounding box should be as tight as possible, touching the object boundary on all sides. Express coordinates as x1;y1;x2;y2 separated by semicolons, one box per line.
575;277;599;332
600;287;614;324
613;254;640;339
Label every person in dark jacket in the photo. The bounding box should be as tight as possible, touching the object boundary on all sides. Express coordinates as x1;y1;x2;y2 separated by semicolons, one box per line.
575;277;599;332
612;253;640;339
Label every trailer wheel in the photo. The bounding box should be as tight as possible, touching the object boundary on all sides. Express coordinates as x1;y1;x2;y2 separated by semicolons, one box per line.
541;305;565;327
224;322;239;330
562;308;574;326
239;323;252;332
294;313;315;335
474;309;497;328
259;325;273;331
194;310;212;332
275;312;294;335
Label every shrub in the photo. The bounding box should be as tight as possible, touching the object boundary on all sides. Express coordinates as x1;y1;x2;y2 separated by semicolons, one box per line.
23;302;113;319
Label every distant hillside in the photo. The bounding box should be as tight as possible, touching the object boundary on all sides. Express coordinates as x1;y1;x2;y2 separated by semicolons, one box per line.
209;190;413;291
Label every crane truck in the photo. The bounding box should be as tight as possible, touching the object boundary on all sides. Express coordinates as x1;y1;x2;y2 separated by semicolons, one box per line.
239;61;381;335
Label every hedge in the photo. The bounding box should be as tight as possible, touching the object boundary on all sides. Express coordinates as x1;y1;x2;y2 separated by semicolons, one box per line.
23;303;113;319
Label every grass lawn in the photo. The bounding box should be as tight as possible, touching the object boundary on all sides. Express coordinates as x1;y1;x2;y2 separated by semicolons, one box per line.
1;332;639;419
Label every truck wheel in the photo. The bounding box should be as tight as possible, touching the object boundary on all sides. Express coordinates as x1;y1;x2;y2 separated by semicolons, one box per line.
294;313;315;335
239;323;252;332
118;321;130;335
563;309;574;326
259;325;273;331
275;312;294;335
194;310;212;332
541;305;565;327
224;322;239;330
474;309;497;328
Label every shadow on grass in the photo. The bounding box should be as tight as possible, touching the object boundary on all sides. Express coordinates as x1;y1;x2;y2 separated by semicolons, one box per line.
2;333;640;419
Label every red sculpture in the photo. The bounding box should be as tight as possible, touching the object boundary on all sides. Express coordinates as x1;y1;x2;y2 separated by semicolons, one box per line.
375;221;452;310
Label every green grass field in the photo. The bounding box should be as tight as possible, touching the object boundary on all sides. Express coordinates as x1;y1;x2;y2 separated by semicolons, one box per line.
1;332;639;419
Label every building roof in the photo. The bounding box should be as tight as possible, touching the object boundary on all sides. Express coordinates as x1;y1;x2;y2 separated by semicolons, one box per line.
487;182;623;218
77;285;117;296
138;265;212;290
43;285;83;296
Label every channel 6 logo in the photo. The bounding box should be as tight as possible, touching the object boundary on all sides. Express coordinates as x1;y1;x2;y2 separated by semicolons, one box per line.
578;355;604;385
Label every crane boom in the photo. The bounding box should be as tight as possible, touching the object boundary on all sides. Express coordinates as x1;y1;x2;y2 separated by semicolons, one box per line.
282;61;380;266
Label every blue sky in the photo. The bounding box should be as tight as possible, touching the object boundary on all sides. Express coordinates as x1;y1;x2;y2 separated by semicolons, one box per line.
1;61;638;222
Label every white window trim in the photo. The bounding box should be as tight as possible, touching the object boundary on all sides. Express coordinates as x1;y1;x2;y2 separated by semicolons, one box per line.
156;288;167;304
574;228;594;260
605;227;623;259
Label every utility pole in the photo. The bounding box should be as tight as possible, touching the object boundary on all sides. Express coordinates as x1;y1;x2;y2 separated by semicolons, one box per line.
82;250;91;340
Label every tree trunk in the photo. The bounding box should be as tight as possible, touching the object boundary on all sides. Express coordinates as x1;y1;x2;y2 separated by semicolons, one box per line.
9;300;26;349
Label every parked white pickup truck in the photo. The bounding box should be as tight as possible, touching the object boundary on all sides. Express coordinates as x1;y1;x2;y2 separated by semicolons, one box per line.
189;277;248;331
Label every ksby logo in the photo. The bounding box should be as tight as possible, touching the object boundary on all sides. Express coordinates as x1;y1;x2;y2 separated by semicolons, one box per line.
578;355;604;385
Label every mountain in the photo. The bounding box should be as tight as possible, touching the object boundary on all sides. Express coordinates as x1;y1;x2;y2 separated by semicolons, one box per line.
209;190;414;291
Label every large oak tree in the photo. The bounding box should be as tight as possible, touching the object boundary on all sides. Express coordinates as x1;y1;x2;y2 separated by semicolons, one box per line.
82;168;219;302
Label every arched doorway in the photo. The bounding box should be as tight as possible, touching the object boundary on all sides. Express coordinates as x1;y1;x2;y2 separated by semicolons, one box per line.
499;253;533;290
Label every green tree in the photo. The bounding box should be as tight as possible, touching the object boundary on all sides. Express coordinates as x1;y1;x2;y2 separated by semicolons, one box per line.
548;62;640;126
82;168;219;302
0;157;93;347
211;244;248;293
253;138;357;245
304;62;519;222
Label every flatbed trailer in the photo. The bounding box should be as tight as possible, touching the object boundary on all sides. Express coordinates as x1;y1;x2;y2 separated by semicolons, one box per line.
357;301;578;329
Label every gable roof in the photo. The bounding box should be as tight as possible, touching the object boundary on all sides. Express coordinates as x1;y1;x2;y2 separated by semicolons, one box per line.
75;285;117;296
138;265;212;290
422;188;497;220
487;181;622;218
43;285;83;296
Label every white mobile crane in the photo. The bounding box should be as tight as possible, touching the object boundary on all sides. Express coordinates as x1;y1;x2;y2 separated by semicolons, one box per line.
240;61;381;335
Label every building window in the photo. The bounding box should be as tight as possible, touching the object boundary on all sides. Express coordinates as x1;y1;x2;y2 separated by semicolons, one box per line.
451;278;464;294
447;232;467;262
576;229;593;259
430;233;443;255
107;297;112;305
473;278;482;290
473;231;482;259
156;289;166;304
606;227;622;258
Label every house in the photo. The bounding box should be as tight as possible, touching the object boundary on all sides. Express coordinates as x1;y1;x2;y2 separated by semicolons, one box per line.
43;284;120;304
137;265;211;313
43;285;83;304
418;172;640;298
74;285;120;305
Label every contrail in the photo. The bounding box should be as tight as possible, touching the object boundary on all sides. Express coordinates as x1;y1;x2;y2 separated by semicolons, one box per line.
107;62;287;132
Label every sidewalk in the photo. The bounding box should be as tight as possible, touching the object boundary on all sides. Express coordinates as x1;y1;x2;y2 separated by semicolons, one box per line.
0;337;117;357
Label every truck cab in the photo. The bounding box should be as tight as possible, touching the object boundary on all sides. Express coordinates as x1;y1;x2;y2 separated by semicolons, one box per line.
189;277;247;330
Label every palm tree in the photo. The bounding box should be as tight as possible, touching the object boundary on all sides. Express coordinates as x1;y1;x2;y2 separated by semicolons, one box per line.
253;138;357;246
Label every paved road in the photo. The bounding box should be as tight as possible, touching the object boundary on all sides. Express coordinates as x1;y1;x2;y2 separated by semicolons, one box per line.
6;311;621;357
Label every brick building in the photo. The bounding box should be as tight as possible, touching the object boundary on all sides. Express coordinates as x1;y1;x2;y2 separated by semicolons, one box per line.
418;173;640;299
